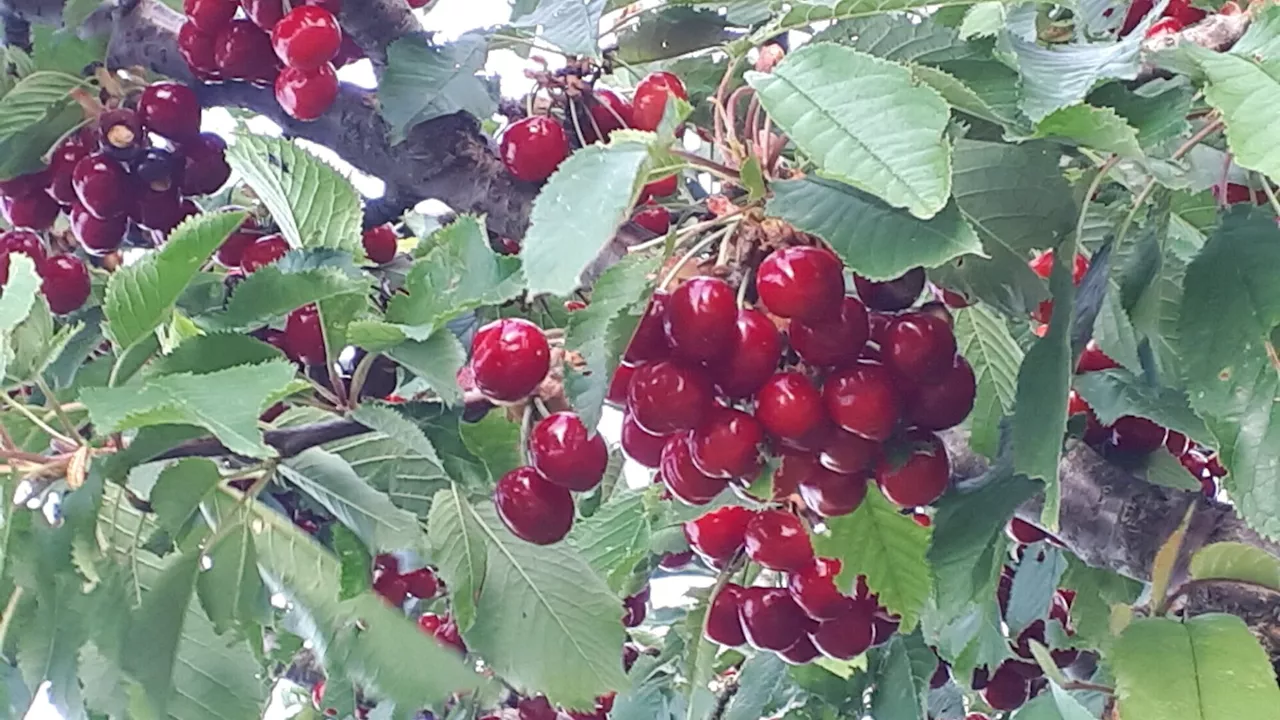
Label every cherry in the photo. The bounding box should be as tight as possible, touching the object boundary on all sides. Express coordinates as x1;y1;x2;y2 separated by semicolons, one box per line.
529;411;608;491
181;133;232;195
788;557;850;621
711;308;782;399
930;660;951;689
217;227;259;267
789;295;870;368
755;246;845;323
69;203;127;254
275;63;339;121
373;552;399;579
620;413;666;468
133;148;182;191
623;291;670;363
134;186;186;233
853;268;925;311
138;82;202;142
823;362;900;441
778;634;821;665
1110;415;1166;453
689;406;763;479
631;71;689;132
1;192;59;230
639;174;678;200
96;109;143;162
660;550;693;569
271;6;341;69
744;509;813;572
185;0;237;33
1028;249;1088;284
373;571;408;605
499;116;569;183
904;354;976;431
179;22;220;79
875;430;950;507
39;255;91;315
0;230;45;264
632;204;670;235
310;680;325;709
362;223;398;264
422;614;467;654
626;360;711;435
241;234;290;272
242;0;284;29
605;363;635;406
659;432;729;506
870;610;900;646
0;169;49;200
1006;518;1048;545
818;427;881;475
72;153;129;218
884;312;957;382
798;467;868;518
683;505;754;566
738;586;808;651
811;601;875;659
214;20;278;83
664;276;736;362
582;88;632;143
982;662;1030;711
755;372;825;441
494;466;574;545
622;587;648;627
284;304;326;364
402;567;439;599
517;696;558;720
703;584;748;646
1145;16;1184;38
47;140;89;205
469;318;550;402
770;453;822;500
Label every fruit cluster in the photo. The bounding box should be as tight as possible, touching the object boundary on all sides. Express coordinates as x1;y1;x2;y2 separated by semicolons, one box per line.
178;0;357;121
0;231;91;315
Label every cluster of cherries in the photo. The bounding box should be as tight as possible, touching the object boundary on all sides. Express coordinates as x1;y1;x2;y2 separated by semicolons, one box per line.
178;0;361;120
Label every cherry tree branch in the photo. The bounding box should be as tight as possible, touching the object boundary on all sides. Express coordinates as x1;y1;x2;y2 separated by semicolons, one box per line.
152;418;369;461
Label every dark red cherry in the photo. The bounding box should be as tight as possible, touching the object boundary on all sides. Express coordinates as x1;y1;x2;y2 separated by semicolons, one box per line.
69;203;126;254
134;186;186;233
133;148;182;191
47;141;89;205
778;634;821;665
875;430;950;507
179;21;220;79
620;413;666;468
622;588;648;627
1028;249;1088;285
712;308;782;398
373;572;408;606
884;312;957;381
402;567;440;599
755;246;845;323
1076;339;1119;373
38;255;91;315
931;660;951;689
789;295;870;367
362;223;398;264
982;663;1030;711
0;230;45;264
605;363;636;406
372;552;399;579
181;133;232;195
870;609;900;646
823;362;901;441
853;268;926;311
704;584;747;646
284;304;326;364
214;19;278;82
136;82;201;144
1165;429;1191;456
271;6;341;69
738;586;807;651
659;432;729;506
683;505;754;566
788;557;850;621
819;427;881;475
744;509;813;572
755;372;825;441
517;696;558;720
660;551;693;569
470;318;550;402
904;354;976;431
529;411;608;492
216;227;259;267
631;71;689;132
582;87;632;143
0;169;50;199
664;276;736;362
499;116;569;183
274;63;339;121
185;0;237;33
798;467;868;518
72;153;129;218
1110;415;1166;454
639;174;678;201
494;466;574;545
689;407;763;479
1;192;58;231
632;204;670;235
811;601;875;659
626;360;712;435
241;234;290;272
1006;518;1048;545
623;291;670;364
770;453;822;500
241;0;285;29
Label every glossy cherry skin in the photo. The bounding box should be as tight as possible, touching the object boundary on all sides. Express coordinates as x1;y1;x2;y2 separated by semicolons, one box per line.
582;87;632;143
632;204;670;235
38;255;91;315
623;291;670;363
659;432;730;506
778;634;821;665
284;304;326;364
626;360;712;435
884;312;957;382
47;140;89;205
689;406;763;479
798;467;868;518
241;0;285;29
1006;518;1048;545
738;586;808;651
1;193;59;231
185;0;237;33
875;430;950;507
704;584;747;646
788;557;850;621
362;223;398;264
755;246;845;323
529;411;609;491
69;204;126;254
712;308;782;399
275;63;339;121
0;230;45;265
1076;339;1119;373
1166;429;1191;457
819;427;881;475
811;601;875;659
181;133;232;195
755;372;825;441
241;234;290;272
744;509;813;572
402;567;440;599
517;696;558;720
904;353;976;431
605;363;636;407
1028;249;1088;284
271;6;341;69
470;318;550;402
789;295;870;368
373;572;408;606
620;413;666;468
494;466;574;545
869;609;900;647
215;20;278;83
138;82;202;142
179;22;220;79
823;362;901;441
664;276;736;362
982;663;1030;711
852;268;926;312
640;174;678;201
216;227;259;267
631;71;689;131
1110;415;1166;453
72;153;130;218
499;116;569;183
622;588;648;627
683;505;754;566
133;186;184;233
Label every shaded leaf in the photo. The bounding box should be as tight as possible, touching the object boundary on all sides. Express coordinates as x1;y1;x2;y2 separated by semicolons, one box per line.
952;304;1023;458
1033;103;1143;157
0;71;87;180
1011;34;1143;122
210;265;371;330
386;332;467;406
427;485;487;632
1189;542;1280;592
149;458;222;535
1006;545;1067;635
515;0;606;57
1072;369;1211;444
379;33;496;143
121;551;201;716
197;520;267;635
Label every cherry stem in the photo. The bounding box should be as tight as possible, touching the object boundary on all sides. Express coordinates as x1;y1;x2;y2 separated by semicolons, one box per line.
672;149;741;182
0;586;24;662
1256;172;1280;217
531;396;551;419
347;350;379;407
659;224;732;290
1117;116;1223;245
34;376;79;440
0;393;76;448
519;402;535;466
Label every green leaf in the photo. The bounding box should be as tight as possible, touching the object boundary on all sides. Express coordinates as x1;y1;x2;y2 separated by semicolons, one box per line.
386;332;467;406
1006;545;1067;635
814;14;976;65
1016;682;1100;720
520;141;650;296
62;0;99;30
1033;103;1143;157
1193;49;1280;186
723;652;787;720
225;134;363;254
772;0;981;34
0;71;87;180
104;211;247;349
210;265;371;330
197;520;267;635
614;8;733;64
121;551;201;716
145;332;285;377
869;631;936;720
766;177;982;281
459;412;523;482
1011;34;1142;122
568;489;653;595
427;485;488;632
1059;557;1141;651
16;575;89;718
952;304;1023;458
79;360;297;458
1143;449;1202;491
747;43;951;219
1189;542;1280;591
350;403;443;470
149;458;222;535
0;254;42;380
332;524;372;601
514;0;605;56
740;155;766;203
379;34;497;143
322;406;452;516
910;60;1023;128
1088;79;1194;151
1073;369;1212;445
815;486;932;631
30;26;105;77
922;598;1010;681
1113;614;1280;719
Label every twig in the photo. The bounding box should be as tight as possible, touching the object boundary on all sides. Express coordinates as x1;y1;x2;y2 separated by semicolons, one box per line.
1117;118;1223;245
660;225;733;290
151;418;371;462
1059;680;1115;695
1167;577;1280;607
672;149;741;182
0;587;23;660
34;377;79;441
0;393;76;448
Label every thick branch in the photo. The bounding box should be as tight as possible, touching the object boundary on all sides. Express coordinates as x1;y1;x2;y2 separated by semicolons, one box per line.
153;418;368;461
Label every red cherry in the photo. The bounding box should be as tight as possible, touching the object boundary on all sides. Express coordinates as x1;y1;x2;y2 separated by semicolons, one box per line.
620;413;666;468
241;0;285;29
738;586;807;651
494;466;574;545
275;63;339;121
904;354;976;431
823;362;900;441
1165;430;1190;456
1028;249;1089;284
982;663;1030;711
216;228;258;267
704;584;747;646
818;427;881;475
632;204;670;235
38;255;91;315
811;601;875;659
185;0;237;33
373;572;408;605
362;223;398;264
884;312;957;381
1110;415;1166;453
241;234;290;272
69;204;126;254
911;511;931;527
689;407;763;479
529;411;608;491
181;133;232;196
179;22;220;79
1;193;58;231
284;304;326;364
789;295;870;368
755;246;845;323
138;82;202;142
469;318;550;402
769;453;822;501
1006;518;1048;545
372;552;399;579
605;363;636;406
582;88;632;144
659;432;729;506
402;567;440;599
755;372;825;441
72;153;129;219
623;291;670;364
852;268;925;312
134;186;186;233
271;6;341;69
0;230;45;265
711;308;782;398
798;467;868;518
778;634;821;665
499;116;569;183
660;551;693;569
875;430;950;507
622;589;648;627
626;360;712;435
311;680;325;709
870;610;900;646
1163;0;1205;25
788;557;850;621
639;174;678;201
517;697;558;720
664;276;736;362
417;611;444;635
744;509;813;572
214;20;277;83
1076;339;1119;373
0;169;50;199
631;71;689;131
47;141;89;206
683;505;754;566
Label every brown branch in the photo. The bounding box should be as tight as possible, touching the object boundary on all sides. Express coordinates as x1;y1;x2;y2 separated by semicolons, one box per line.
152;418;370;461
